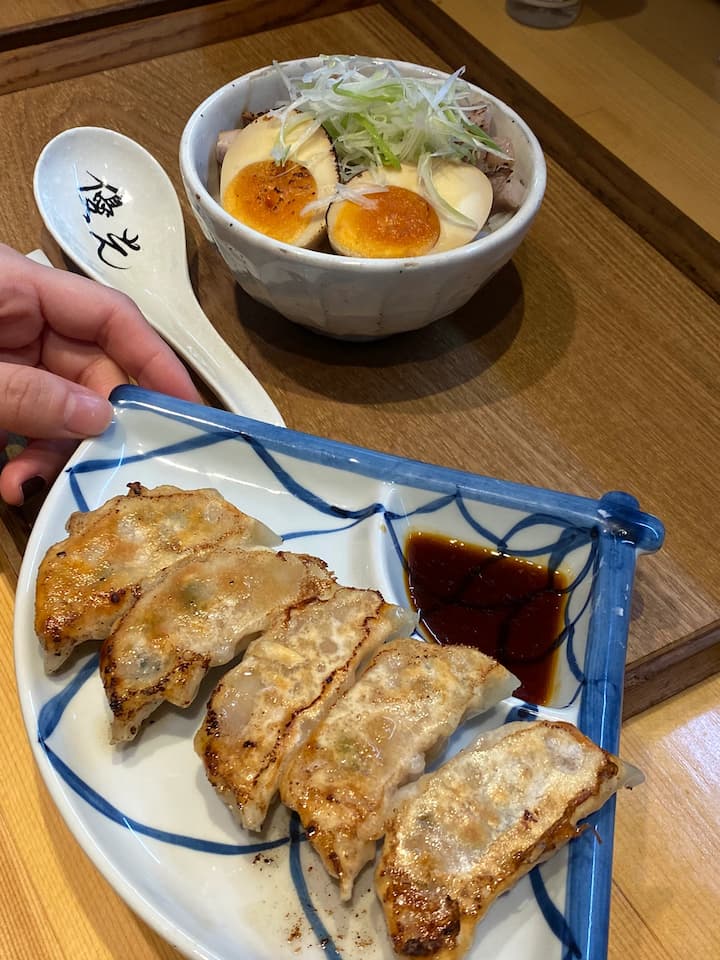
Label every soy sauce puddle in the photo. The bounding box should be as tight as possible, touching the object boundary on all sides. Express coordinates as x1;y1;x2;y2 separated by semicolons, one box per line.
405;531;569;705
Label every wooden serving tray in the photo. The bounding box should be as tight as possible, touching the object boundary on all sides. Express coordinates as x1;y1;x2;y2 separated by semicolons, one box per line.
1;2;718;718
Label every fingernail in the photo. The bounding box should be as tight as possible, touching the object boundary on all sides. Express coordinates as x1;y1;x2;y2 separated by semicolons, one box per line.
64;391;113;435
21;476;46;502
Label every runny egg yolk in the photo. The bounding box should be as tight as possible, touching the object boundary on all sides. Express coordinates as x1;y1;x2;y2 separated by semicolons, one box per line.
222;159;318;245
328;186;440;258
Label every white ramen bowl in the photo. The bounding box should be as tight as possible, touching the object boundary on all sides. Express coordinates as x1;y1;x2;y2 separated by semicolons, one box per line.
179;57;546;340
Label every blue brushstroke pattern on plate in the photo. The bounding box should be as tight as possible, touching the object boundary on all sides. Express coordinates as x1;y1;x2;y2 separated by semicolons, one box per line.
13;385;664;960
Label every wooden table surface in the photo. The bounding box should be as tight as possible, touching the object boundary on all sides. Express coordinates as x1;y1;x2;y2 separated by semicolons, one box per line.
430;0;720;243
0;0;219;33
0;0;116;31
0;3;718;959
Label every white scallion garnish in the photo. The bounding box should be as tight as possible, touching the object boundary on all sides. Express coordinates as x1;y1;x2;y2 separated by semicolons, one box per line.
300;180;388;218
272;55;509;183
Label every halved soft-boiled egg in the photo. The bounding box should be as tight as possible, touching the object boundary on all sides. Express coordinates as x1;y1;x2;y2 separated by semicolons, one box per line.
220;111;339;248
326;161;494;258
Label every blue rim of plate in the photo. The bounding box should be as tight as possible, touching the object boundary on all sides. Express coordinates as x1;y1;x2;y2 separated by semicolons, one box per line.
17;384;665;960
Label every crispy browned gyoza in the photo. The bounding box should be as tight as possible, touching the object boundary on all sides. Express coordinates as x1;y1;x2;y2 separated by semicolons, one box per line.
34;483;278;671
100;547;337;743
195;587;418;832
281;638;518;900
376;720;633;960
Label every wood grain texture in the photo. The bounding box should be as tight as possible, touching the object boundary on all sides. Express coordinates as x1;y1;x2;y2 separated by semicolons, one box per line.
0;0;121;32
612;675;720;960
431;0;720;233
0;1;217;51
5;0;717;303
623;620;720;720
0;7;718;960
1;3;717;665
384;0;720;300
0;508;28;583
0;0;373;90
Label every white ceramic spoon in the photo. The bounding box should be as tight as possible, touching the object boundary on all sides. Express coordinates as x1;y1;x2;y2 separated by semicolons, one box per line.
33;126;284;425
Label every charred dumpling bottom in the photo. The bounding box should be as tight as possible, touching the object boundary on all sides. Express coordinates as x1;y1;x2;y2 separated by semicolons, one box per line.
34;483;633;959
377;720;629;960
34;482;278;671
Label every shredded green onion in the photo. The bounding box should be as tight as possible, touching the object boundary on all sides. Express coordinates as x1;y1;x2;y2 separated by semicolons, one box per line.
271;55;509;183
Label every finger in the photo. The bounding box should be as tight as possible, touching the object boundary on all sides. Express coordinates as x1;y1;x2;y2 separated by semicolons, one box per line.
0;362;112;439
40;330;129;395
0;438;77;506
0;261;44;349
0;341;42;365
0;245;200;402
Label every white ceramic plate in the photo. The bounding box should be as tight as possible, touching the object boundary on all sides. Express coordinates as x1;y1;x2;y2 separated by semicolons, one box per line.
14;386;664;960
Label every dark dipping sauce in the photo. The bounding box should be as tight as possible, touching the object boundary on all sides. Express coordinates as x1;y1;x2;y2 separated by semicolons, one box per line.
405;531;569;705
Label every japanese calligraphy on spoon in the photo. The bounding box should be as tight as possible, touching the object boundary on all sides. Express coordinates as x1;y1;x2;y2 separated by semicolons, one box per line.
77;170;141;268
33;126;284;425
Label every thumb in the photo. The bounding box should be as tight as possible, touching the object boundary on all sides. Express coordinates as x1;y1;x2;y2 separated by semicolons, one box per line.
0;363;112;440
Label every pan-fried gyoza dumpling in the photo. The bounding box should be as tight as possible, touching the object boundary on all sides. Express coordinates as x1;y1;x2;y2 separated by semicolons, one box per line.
376;720;638;960
35;483;278;671
195;587;418;832
281;638;518;899
100;547;337;743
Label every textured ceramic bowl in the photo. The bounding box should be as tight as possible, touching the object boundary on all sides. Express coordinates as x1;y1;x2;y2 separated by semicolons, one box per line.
179;57;546;340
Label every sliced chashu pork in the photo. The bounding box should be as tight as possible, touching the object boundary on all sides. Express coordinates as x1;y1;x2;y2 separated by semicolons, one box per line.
195;587;417;831
35;483;277;671
281;638;518;899
100;547;337;742
376;720;636;959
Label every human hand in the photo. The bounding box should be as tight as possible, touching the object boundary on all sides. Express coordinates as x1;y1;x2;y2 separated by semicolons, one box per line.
0;244;201;506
